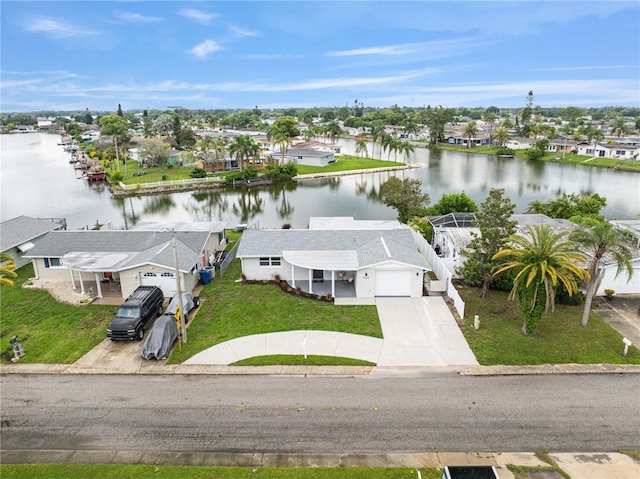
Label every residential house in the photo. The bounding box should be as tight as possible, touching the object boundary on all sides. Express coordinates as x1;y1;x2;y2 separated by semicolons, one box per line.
1;216;67;269
283;147;335;167
24;222;228;299
432;213;639;295
237;218;430;298
575;142;640;160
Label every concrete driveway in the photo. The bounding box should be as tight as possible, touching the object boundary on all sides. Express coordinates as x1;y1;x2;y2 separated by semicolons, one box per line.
375;297;478;367
185;297;478;367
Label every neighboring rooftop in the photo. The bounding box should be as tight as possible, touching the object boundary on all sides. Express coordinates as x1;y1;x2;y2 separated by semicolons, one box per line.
0;215;67;251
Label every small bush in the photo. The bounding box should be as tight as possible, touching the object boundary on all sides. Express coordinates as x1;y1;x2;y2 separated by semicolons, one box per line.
161;175;168;181
190;168;207;179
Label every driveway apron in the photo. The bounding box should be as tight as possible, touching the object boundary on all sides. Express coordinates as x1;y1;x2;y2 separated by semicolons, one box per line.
375;297;478;367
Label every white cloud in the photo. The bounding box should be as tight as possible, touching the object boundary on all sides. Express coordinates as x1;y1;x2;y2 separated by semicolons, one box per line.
326;45;416;57
24;17;100;37
178;9;219;25
229;25;259;37
116;12;163;23
190;40;223;59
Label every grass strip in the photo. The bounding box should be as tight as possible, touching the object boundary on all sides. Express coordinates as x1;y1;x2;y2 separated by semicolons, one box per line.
0;464;442;479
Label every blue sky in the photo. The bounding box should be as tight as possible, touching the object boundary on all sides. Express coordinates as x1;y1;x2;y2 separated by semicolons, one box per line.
1;1;639;112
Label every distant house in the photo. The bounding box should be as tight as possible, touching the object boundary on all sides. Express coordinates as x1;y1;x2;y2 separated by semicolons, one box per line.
575;142;640;159
445;134;491;147
283;147;335;167
237;218;429;298
0;216;67;269
24;222;228;299
506;137;535;150
432;213;640;295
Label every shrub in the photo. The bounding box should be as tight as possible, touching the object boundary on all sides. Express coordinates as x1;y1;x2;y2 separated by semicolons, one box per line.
108;171;124;183
161;175;168;181
190;168;207;179
526;148;544;160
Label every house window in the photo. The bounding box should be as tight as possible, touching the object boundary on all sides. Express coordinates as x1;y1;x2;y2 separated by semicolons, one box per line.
43;258;61;268
259;257;281;267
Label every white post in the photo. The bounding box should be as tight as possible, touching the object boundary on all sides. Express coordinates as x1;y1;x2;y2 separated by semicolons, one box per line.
622;338;632;357
331;270;335;298
94;272;103;298
474;315;480;330
69;269;76;289
308;269;313;294
79;272;85;295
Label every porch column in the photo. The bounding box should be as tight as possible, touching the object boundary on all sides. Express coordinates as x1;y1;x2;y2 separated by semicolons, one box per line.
94;272;103;298
331;270;335;298
79;272;85;295
69;269;76;289
308;269;313;294
291;263;295;288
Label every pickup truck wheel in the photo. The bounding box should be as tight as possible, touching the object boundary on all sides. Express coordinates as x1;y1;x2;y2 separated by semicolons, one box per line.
136;328;144;341
193;297;200;308
157;304;163;316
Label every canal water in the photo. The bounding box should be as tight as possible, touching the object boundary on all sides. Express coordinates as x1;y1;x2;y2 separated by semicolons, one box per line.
1;133;638;230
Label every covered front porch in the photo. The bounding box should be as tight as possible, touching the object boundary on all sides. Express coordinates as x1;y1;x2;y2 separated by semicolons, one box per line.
289;277;357;298
283;249;358;298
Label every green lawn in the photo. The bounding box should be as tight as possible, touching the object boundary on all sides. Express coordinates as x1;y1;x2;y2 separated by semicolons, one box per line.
458;283;640;365
1;465;442;479
168;260;382;364
0;264;115;364
232;355;375;366
3;258;638;367
435;144;640;170
111;161;213;185
295;156;404;175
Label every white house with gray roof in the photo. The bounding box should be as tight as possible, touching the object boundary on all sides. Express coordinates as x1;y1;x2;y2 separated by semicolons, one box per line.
237;224;430;298
0;216;67;268
24;223;227;299
284;147;335;167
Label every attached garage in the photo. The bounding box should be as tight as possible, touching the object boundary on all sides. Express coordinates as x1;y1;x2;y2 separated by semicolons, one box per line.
375;270;411;297
140;271;177;297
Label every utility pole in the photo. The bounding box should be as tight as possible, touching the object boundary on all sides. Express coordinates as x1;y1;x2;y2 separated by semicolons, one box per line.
172;234;186;343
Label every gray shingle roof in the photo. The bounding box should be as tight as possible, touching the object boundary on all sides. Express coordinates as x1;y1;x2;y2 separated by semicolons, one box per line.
237;228;428;270
0;216;66;251
24;230;210;271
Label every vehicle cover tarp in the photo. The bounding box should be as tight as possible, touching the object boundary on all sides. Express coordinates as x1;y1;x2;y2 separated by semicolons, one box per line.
140;315;178;360
163;292;195;316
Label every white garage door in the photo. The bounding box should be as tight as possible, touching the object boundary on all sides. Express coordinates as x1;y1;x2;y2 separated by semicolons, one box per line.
375;270;411;297
140;271;176;297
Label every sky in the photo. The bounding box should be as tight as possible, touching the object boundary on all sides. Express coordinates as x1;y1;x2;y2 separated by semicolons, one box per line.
1;1;639;113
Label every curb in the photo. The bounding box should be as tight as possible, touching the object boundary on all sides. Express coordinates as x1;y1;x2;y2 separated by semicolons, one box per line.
2;363;639;376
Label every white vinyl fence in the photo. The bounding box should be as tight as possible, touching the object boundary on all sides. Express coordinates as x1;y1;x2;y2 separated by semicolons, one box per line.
411;229;465;319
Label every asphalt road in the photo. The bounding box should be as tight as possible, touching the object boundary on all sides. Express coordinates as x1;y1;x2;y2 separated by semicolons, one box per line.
1;373;639;453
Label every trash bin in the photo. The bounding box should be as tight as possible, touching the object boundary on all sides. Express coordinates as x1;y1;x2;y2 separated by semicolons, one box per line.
199;268;212;285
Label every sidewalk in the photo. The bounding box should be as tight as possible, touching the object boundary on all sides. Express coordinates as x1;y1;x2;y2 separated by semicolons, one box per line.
2;449;638;478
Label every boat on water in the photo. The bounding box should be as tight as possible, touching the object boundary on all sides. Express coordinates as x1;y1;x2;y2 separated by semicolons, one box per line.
86;170;107;181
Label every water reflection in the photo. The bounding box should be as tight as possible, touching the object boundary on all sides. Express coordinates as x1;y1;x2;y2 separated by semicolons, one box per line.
231;188;264;223
1;134;637;230
184;189;230;222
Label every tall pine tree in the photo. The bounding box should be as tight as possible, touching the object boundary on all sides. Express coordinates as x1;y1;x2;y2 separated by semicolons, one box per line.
458;188;516;298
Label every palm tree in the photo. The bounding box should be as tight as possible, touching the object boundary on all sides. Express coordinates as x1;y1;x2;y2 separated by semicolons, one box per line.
493;224;587;335
0;252;18;286
463;121;478;149
610;117;630;139
492;127;510;148
274;134;291;166
355;139;368;158
228;135;259;169
559;124;574;161
398;140;414;162
569;218;634;327
325;120;342;145
483;112;498;145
